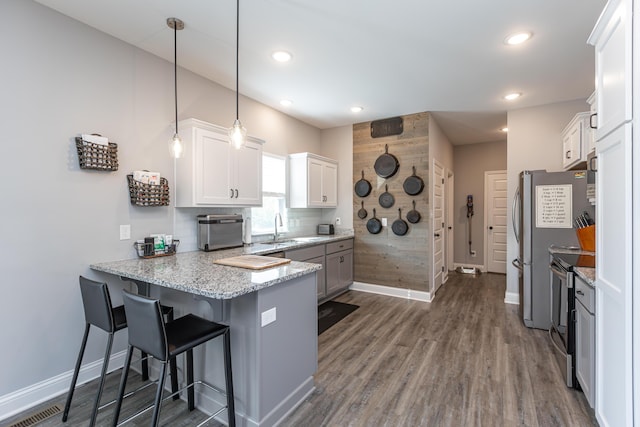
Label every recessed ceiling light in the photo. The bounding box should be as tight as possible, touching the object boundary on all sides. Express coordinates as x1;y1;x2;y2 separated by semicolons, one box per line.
504;92;522;101
501;127;509;132
350;106;363;113
505;32;532;45
271;51;292;62
280;99;293;107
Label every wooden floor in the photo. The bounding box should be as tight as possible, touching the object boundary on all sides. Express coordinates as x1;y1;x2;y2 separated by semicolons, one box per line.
5;272;596;427
282;272;597;427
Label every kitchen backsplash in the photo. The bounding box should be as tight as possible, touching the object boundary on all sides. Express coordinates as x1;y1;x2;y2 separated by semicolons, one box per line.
175;206;337;252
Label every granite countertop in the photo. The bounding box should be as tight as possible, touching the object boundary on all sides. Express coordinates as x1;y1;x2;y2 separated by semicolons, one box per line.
91;234;353;300
548;245;595;287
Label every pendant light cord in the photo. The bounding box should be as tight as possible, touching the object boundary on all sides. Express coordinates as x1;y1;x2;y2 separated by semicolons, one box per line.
235;0;239;121
174;22;179;135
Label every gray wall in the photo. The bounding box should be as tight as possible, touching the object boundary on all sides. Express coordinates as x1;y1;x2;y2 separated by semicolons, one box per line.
320;125;354;230
0;0;328;408
505;98;590;300
453;141;507;265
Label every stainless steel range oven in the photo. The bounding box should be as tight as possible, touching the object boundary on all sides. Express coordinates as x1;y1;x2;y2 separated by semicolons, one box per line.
548;251;595;388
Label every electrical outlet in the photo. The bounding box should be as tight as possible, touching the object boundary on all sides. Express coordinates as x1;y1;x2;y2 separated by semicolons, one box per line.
471;250;477;257
120;225;131;240
335;217;341;226
381;218;388;226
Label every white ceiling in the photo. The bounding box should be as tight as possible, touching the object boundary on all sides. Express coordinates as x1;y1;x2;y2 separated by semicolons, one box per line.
35;0;605;145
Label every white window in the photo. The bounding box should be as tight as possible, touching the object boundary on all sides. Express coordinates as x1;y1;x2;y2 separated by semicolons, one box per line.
251;153;288;235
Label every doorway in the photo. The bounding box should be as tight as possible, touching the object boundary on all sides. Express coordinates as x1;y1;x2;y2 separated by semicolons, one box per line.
484;170;507;274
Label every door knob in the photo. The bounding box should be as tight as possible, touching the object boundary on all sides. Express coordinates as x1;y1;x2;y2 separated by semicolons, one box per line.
434;233;440;237
489;226;493;230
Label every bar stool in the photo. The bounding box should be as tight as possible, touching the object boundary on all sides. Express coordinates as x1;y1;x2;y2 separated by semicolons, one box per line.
62;276;177;426
112;290;235;427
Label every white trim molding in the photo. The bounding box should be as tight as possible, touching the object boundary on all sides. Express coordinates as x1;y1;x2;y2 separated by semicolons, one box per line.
0;350;127;422
504;291;520;305
349;282;432;302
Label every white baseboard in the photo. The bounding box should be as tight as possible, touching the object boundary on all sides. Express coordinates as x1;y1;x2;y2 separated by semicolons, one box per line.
504;291;520;305
0;350;127;422
349;282;432;302
453;262;485;272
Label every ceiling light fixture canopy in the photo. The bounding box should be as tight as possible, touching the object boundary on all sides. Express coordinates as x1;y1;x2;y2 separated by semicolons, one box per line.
505;32;532;45
280;99;293;107
350;106;363;113
272;51;292;62
504;92;522;101
501;127;509;132
167;17;184;158
229;0;246;150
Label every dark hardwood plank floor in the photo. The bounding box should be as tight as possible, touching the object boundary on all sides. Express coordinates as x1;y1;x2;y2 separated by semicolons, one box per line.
282;272;597;427
5;272;596;426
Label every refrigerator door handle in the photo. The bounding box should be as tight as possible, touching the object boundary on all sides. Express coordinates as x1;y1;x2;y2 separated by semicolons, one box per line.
512;186;520;244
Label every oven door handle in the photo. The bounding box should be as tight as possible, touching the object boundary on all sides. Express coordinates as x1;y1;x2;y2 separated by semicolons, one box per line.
548;326;568;356
549;263;566;279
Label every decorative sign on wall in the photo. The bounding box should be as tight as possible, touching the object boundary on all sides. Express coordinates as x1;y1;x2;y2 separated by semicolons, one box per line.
370;117;403;138
536;184;573;228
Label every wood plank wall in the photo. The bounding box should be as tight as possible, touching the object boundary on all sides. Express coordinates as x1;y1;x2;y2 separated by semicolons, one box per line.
352;112;431;291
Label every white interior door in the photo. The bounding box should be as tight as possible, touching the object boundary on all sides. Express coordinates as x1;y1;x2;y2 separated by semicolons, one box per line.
485;170;507;274
432;160;444;295
447;172;455;273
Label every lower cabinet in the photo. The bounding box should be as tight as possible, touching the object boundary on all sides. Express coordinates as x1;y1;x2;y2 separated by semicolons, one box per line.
575;275;595;408
285;238;353;303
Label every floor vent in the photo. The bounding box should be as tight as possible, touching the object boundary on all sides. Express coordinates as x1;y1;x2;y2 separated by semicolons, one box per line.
7;404;61;427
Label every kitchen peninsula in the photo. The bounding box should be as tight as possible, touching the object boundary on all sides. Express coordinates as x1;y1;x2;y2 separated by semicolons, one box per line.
90;247;322;427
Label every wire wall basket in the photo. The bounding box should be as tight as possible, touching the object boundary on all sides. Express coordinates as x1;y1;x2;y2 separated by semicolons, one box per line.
127;175;170;207
134;240;180;258
75;137;118;171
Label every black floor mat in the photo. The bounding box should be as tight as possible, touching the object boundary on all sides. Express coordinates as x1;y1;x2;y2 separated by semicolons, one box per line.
318;300;359;335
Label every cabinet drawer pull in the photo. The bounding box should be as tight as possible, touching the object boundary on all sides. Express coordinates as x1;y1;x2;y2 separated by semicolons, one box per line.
235;189;239;198
229;188;234;198
590;113;597;129
576;290;585;296
566;150;571;159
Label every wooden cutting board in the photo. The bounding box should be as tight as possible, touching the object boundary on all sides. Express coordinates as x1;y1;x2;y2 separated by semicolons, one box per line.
214;255;291;270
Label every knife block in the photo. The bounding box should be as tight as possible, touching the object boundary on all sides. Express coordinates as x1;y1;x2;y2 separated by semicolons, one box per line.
576;224;596;252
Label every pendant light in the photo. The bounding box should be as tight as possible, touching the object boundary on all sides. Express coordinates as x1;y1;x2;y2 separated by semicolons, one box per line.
167;17;184;158
228;0;247;149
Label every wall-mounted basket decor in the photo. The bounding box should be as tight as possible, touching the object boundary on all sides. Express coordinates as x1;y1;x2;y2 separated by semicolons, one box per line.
75;136;118;171
127;174;170;206
134;240;179;258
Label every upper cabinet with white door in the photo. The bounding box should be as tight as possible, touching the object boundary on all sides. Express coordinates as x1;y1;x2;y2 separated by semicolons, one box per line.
289;152;338;208
174;118;264;207
561;112;593;170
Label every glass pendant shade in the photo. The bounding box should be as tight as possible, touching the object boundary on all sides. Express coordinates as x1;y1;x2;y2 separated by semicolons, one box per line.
169;133;184;158
229;119;247;150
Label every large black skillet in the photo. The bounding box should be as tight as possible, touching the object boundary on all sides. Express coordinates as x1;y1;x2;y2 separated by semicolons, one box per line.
354;170;372;197
403;166;424;196
367;208;382;234
374;144;399;178
392;208;409;236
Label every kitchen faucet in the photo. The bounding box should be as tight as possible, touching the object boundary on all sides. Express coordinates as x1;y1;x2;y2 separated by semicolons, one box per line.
274;213;283;242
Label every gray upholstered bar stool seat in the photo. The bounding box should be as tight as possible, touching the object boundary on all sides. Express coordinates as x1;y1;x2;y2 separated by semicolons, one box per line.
62;276;177;427
112;290;235;427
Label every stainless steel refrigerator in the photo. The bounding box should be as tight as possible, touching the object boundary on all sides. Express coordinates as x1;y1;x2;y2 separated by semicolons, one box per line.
512;170;594;330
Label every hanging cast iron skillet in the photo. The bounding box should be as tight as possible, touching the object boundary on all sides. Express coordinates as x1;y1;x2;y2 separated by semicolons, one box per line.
367;208;382;234
354;170;372;197
374;144;400;178
407;200;421;224
392;208;409;236
403;166;425;196
379;184;395;208
357;201;368;219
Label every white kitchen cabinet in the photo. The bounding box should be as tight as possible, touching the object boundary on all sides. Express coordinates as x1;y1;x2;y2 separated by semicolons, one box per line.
575;275;595;409
325;240;353;297
289;153;338;208
588;0;635;424
175;118;264;207
561;112;592;170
